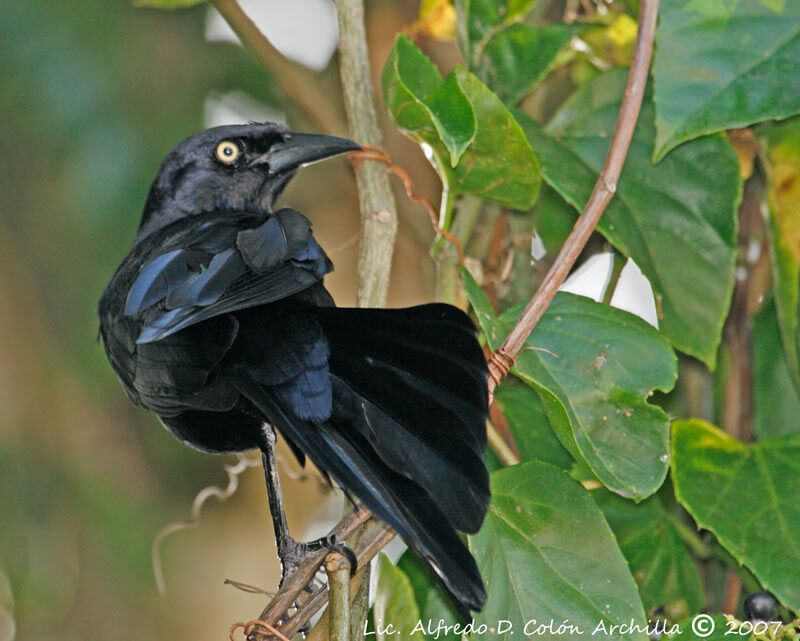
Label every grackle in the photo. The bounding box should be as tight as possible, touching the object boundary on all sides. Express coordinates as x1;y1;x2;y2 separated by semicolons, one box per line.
98;122;490;614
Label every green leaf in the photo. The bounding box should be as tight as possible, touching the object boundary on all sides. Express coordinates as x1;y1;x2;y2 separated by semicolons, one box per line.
373;553;425;641
382;34;476;167
494;384;573;468
397;550;464;641
671;419;800;610
455;0;538;65
383;35;540;211
462;268;677;499
593;490;705;616
753;298;800;439
456;0;578;104
762;117;800;391
480;24;579;105
653;0;800;161
518;69;741;367
133;0;206;7
469;461;648;641
450;68;541;208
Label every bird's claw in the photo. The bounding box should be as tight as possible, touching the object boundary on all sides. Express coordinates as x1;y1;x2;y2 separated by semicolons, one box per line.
305;534;358;576
277;534;358;586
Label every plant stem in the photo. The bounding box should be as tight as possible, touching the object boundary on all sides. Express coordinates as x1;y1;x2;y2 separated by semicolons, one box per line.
325;552;351;641
486;0;660;400
487;420;521;466
601;250;626;306
349;563;372;641
335;0;399;308
431;178;456;258
435;195;483;304
670;516;712;559
720;174;764;613
210;0;344;134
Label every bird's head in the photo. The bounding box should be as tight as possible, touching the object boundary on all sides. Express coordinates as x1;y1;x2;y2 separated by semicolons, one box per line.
136;122;360;239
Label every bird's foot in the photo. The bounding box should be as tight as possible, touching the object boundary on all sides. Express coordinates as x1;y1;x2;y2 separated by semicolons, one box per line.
278;534;358;587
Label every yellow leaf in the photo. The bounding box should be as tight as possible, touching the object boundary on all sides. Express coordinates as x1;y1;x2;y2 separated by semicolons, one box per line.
768;133;800;261
409;0;456;41
580;13;638;67
727;128;760;180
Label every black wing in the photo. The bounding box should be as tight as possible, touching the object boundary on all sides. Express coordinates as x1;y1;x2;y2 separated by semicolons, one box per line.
125;208;332;343
98;208;331;410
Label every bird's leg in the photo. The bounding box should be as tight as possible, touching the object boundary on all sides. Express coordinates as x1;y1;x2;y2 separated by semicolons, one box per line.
261;429;357;587
261;429;293;566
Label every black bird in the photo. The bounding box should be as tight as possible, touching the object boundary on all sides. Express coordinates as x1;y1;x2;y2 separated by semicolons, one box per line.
98;122;490;614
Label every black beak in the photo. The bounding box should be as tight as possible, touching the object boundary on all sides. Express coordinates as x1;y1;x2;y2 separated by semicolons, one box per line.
253;133;362;173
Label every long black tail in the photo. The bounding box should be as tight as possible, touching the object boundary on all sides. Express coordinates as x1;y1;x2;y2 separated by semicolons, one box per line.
230;303;490;614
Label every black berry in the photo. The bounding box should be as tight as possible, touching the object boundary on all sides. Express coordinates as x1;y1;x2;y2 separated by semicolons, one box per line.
743;592;777;621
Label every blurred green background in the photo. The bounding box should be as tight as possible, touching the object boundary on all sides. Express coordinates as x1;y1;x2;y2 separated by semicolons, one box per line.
0;1;439;638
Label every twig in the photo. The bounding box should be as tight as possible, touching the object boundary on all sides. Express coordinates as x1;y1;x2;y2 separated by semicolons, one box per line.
486;0;660;401
487;420;521;467
348;560;372;641
224;579;274;597
335;0;399;308
325;553;351;641
247;516;395;640
350;146;465;264
304;567;367;641
720;168;765;613
246;505;370;639
210;0;344;134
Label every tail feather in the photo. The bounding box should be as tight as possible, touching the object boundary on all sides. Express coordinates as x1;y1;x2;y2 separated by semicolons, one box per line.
314;304;489;450
314;304;488;400
316;305;490;534
226;370;486;615
331;374;488;533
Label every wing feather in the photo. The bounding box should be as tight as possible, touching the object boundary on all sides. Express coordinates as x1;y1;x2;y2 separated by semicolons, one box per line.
121;208;331;344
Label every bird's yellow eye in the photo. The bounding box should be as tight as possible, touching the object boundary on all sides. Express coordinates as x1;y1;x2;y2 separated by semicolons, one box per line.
215;141;240;164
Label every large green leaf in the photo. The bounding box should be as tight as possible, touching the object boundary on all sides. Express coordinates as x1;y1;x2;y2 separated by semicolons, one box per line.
463;269;676;499
373;553;425;641
382;35;540;213
383;34;476;167
593;490;705;616
653;0;800;161
469;461;648;641
456;0;579;104
397;550;463;641
762;117;800;391
494;384;573;468
672;419;800;610
753;298;800;439
452;69;541;208
518;69;741;367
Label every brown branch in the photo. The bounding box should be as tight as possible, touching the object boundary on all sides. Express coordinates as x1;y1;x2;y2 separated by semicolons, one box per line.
335;0;399;308
486;0;661;401
210;0;344;134
720;169;766;613
245;505;369;639
247;515;394;640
